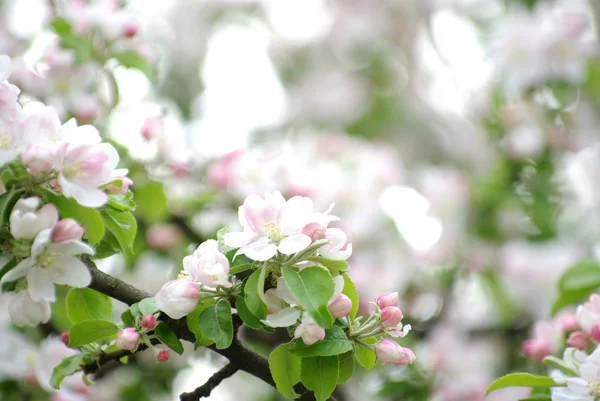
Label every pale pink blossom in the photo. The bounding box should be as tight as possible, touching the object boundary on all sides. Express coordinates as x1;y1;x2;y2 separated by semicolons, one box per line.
294;313;325;346
157;349;169;362
328;294;352;318
141;314;157;330
52;218;84;243
155;279;201;319
115;328;140;350
7;290;51;327
9;197;58;240
566;332;589;350
146;224;183;250
577;294;600;335
381;306;403;327
183;240;231;288
141;115;164;141
104;169;133;195
377;292;399;308
376;339;415;365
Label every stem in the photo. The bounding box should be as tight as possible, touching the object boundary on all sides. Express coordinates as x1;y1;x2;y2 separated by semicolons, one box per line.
179;363;239;401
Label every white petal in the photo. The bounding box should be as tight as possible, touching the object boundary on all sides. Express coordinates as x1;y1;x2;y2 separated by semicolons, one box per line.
0;55;11;81
59;174;108;207
31;229;52;256
275;277;298;305
280;196;313;234
329;275;345;303
278;233;311;255
321;243;352;261
261;307;301;328
242;239;277;261
0;257;35;284
223;231;253;248
50;240;94;256
97;143;119;170
54;257;91;288
28;268;56;302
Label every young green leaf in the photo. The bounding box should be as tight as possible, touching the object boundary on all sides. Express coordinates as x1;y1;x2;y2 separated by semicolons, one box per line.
486;373;560;394
290;326;352;357
50;354;84;389
121;310;135;327
114;51;156;82
341;273;359;320
559;259;600;292
198;300;233;349
282;266;335;328
107;192;136;212
354;339;377;370
308;256;349;275
137;297;159;315
337;351;355;384
186;301;215;348
300;356;339;401
236;297;263;330
154;322;184;355
244;266;268;319
101;208;137;256
68;320;119;347
133;181;167;223
66;288;112;323
269;343;301;399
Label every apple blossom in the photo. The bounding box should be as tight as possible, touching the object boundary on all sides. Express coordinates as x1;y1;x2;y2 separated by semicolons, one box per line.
141;115;164;141
381;306;403;327
566;332;589;351
0;228;94;302
328;294;352;318
115;328;140;350
376;339;414;365
147;224;183;250
157;349;170;362
7;290;51;327
105;169;133;195
52;218;84;243
591;325;600;342
551;347;600;401
377;292;399;308
182;240;232;288
576;294;600;336
522;339;553;361
223;192;314;261
294;313;325;346
9;197;58;240
155;279;201;319
141;314;157;330
21;144;55;175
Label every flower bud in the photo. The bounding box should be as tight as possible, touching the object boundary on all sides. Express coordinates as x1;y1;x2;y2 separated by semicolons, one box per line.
566;331;589;350
301;222;326;243
591;324;600;342
61;332;70;346
381;306;403;327
147;224;183;250
375;339;414;365
522;338;552;361
155;279;201;319
141;115;164;141
294;313;326;346
22;145;55;175
52;218;84;243
157;349;170;362
122;20;139;38
105;169;133;195
377;292;398;308
328;294;352;318
141;314;157;330
560;313;579;332
115;328;140;350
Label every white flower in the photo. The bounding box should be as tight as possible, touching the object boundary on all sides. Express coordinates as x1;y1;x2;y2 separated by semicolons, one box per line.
155;279;201;319
294;313;325;346
183;240;232;288
7;290;51;327
224;192;314;261
552;347;600;401
0;229;94;302
9;197;58;240
576;294;600;335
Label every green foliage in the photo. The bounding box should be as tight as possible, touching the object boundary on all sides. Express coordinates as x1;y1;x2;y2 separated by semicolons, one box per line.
0;188;24;226
68;319;119;347
300;356;339;401
198;299;233;349
138;297;159;315
186;301;216;347
50;354;84;389
269;343;302;399
282;266;335;328
114;51;156;82
354;340;377;370
49;18;93;64
337;351;355;384
133;181;167;223
290;326;353;357
244;266;268;319
107;192;136;212
552;260;600;315
307;256;349;275
66;288;112;323
486;373;560;394
48;193;105;245
154;322;184;355
341;273;359;320
101;208;138;256
235;297;263;330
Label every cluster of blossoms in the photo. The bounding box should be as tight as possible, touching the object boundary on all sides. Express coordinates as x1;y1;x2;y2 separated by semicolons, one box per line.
155;191;415;366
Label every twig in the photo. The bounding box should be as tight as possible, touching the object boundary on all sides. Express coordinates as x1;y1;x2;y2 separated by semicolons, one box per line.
179;363;239;401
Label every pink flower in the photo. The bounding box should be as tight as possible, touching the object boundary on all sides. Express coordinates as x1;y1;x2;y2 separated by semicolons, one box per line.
115;328;140;350
591;324;600;342
328;294;352;318
566;331;589;350
377;292;399;308
147;224;183;250
183;240;231;288
157;349;169;362
522;339;552;361
105;169;133;195
141;314;157;330
141;115;164;141
376;339;415;365
381;307;403;327
558;310;579;332
302;204;352;260
576;294;600;335
52;218;84;243
9;197;58;240
294;313;325;346
155;279;201;319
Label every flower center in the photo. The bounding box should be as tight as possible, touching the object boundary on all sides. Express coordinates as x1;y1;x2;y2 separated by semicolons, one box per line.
263;221;281;243
0;132;10;149
64;161;85;178
37;250;62;274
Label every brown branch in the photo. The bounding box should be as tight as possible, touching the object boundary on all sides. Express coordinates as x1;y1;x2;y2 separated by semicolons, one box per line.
179;363;239;401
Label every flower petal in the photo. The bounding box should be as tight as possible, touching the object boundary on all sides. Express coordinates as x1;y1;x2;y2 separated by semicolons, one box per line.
278;233;311;255
261;307;301;328
241;239;277;261
28;268;56;302
53;257;92;288
0;257;35;284
223;231;253;248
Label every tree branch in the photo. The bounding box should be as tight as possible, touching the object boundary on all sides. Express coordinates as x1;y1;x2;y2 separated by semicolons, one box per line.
179;363;239;401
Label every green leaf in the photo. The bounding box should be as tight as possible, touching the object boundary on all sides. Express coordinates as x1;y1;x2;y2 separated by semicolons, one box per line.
354;339;377;370
236;297;263;330
269;343;301;399
121;310;135;327
341;273;359;320
552;288;595;316
290;326;352;357
114;51;156;82
133;181;167;223
337;351;355;384
244;266;268;319
186;301;215;347
50;354;83;389
230;263;254;275
101;208;137;256
308;256;349;275
94;230;121;259
107;192;136;212
48;193;105;245
198;300;233;349
300;356;339;401
0;188;24;225
559;260;600;292
282;266;334;328
154;322;184;355
66;288;112;323
137;297;159;315
486;374;560;394
68;320;119;347
50;17;72;36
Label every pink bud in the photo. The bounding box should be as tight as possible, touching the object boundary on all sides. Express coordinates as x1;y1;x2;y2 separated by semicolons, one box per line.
301;222;326;243
141;116;164;141
377;292;398;308
122;20;139;38
155;279;201;319
522;339;552;361
157;349;169;362
105;170;133;195
52;218;84;243
381;306;403;327
22;145;55;175
566;331;589;350
72;99;99;122
591;324;600;342
61;331;70;346
560;313;579;332
147;224;183;250
115;328;140;350
141;314;157;330
376;339;413;365
328;294;352;318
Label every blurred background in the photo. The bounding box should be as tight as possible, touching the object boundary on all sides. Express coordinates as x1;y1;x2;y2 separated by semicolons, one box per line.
1;0;600;400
